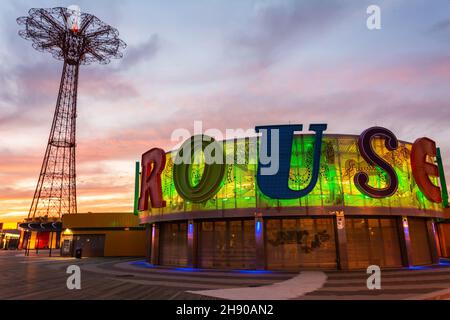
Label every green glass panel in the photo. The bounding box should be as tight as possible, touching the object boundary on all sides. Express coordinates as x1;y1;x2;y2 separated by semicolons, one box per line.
139;135;441;219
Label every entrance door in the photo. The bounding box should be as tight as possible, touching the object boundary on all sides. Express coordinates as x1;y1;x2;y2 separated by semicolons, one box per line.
346;217;403;269
198;220;256;269
35;232;50;249
437;223;450;258
73;234;105;257
160;222;188;266
408;218;432;265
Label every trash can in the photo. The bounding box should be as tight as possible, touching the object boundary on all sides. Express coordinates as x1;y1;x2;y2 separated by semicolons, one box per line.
75;248;82;259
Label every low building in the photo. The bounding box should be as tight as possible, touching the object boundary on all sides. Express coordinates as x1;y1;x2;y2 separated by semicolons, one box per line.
0;223;20;250
18;219;61;251
61;212;146;257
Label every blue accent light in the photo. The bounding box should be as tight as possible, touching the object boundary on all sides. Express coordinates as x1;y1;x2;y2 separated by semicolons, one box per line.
174;267;199;272
131;260;156;268
439;260;450;267
131;260;274;274
188;223;194;235
233;269;272;274
407;265;431;270
256;221;262;234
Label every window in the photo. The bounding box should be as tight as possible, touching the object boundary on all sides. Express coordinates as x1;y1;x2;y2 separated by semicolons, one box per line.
160;222;188;266
346;217;402;269
408;218;432;265
265;218;336;270
198;220;256;269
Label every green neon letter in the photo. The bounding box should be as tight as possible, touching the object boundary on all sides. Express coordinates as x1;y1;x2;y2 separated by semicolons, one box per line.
173;135;226;203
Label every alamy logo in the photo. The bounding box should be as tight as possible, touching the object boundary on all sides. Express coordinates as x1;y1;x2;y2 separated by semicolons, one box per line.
66;265;81;290
367;265;381;290
367;5;381;30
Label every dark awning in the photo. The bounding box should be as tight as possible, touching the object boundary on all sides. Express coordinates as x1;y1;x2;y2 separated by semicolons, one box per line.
19;222;62;232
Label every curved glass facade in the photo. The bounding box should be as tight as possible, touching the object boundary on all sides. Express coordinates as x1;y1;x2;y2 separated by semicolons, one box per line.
139;134;441;221
141;134;442;270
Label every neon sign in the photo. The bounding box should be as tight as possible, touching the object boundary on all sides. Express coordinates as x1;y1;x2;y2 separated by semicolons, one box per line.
354;127;399;198
138;125;444;211
255;124;327;199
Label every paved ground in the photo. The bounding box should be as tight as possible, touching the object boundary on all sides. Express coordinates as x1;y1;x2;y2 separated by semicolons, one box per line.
302;262;450;300
0;251;294;300
1;250;450;300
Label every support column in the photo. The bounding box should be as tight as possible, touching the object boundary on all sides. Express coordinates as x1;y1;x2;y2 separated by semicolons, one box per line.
437;148;449;208
335;211;349;270
145;224;152;262
399;216;414;267
151;223;160;265
18;230;25;250
55;230;61;249
187;220;197;268
437;223;449;257
49;231;53;257
426;219;440;264
133;161;140;216
25;231;31;256
255;215;265;270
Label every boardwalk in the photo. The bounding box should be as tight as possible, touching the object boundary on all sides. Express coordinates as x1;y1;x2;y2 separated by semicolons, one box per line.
1;251;450;300
302;263;450;300
0;251;294;300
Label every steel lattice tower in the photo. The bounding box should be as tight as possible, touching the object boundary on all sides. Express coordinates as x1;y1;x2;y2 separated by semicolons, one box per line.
17;7;126;220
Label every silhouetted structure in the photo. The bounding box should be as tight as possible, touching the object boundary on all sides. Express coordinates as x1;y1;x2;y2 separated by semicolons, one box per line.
17;7;126;220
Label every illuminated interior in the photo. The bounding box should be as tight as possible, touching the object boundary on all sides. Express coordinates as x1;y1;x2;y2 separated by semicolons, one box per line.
139;134;444;270
140;135;441;219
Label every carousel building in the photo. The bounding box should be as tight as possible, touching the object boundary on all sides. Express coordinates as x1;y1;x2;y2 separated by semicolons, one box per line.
139;132;448;270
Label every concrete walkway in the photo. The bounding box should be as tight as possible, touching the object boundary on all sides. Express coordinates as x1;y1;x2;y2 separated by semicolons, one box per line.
187;271;327;300
301;262;450;300
2;250;450;300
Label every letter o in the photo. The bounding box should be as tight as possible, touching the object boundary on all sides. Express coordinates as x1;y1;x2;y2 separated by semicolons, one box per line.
173;135;226;203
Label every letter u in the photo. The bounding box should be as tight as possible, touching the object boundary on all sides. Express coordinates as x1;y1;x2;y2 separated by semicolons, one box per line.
256;124;327;199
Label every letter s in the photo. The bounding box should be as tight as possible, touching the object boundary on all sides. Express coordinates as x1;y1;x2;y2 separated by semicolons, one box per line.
354;127;399;198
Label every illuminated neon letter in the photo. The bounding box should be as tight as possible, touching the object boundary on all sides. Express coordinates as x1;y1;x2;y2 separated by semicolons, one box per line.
354;127;398;198
138;148;167;210
173;135;226;203
255;124;327;199
411;138;442;203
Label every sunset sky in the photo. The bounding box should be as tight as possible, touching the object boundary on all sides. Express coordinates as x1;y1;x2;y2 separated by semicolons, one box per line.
1;0;449;223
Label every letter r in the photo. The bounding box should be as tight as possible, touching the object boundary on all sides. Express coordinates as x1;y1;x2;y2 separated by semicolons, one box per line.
138;148;167;210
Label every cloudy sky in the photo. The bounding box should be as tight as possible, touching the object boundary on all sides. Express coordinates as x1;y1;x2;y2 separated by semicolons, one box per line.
0;0;449;222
